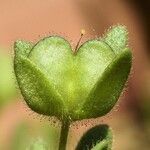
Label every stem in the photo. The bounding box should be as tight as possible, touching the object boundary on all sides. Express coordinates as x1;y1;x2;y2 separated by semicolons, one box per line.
58;119;70;150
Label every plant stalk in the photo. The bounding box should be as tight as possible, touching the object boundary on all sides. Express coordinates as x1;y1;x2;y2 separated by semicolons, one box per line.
58;119;70;150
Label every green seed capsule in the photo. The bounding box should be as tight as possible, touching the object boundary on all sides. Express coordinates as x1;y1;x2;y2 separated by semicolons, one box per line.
14;25;132;121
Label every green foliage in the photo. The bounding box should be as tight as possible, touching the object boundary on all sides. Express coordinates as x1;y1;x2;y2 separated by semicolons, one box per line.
14;25;131;121
10;122;59;150
0;49;16;109
76;125;112;150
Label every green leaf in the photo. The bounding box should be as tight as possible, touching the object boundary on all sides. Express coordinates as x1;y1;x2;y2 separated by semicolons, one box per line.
76;124;112;150
91;140;108;150
27;138;48;150
10;122;59;150
0;49;16;108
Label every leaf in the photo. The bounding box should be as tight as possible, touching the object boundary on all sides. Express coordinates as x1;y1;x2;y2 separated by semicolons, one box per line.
91;140;108;150
10;121;59;150
76;124;112;150
0;49;16;107
27;138;48;150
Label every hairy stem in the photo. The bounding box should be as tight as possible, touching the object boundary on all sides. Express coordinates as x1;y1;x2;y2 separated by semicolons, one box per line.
58;119;70;150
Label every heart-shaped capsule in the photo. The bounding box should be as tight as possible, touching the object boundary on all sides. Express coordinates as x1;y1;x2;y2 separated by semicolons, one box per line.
14;25;132;121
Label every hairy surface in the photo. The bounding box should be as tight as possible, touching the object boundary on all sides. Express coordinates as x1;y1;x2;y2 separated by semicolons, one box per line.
14;25;132;121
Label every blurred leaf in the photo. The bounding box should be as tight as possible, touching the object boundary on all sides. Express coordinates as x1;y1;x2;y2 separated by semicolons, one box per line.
10;121;59;150
27;138;49;150
76;124;112;150
0;48;16;109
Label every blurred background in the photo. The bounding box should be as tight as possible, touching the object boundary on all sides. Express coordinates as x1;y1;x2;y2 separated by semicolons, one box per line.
0;0;150;149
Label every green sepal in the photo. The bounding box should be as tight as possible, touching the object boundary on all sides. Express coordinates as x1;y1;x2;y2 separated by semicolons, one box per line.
103;25;128;54
78;48;132;119
14;40;33;58
76;124;112;150
14;55;64;118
